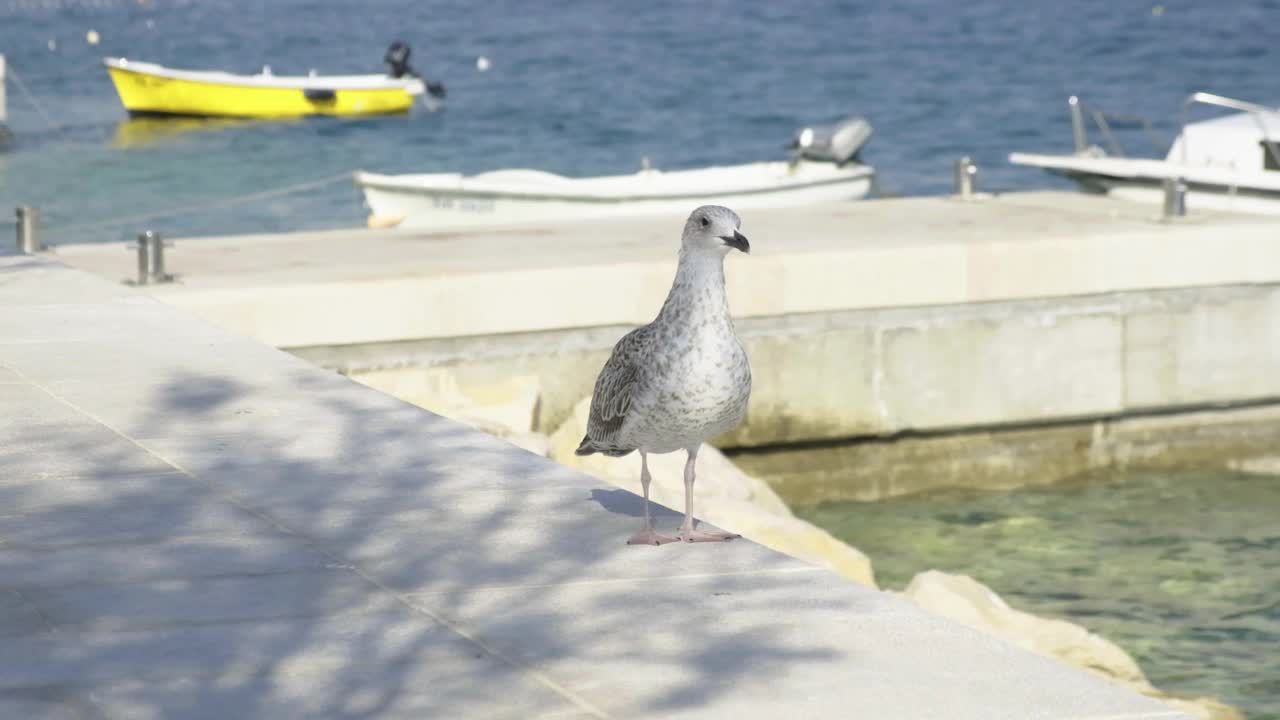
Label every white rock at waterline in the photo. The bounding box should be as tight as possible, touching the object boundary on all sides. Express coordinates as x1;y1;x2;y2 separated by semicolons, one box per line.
901;570;1243;720
350;370;541;437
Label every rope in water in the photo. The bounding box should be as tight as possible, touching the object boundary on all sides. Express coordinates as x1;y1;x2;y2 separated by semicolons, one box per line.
4;60;357;240
50;172;355;237
4;61;61;133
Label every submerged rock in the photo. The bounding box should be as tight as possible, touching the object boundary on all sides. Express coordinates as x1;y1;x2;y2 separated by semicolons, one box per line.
550;396;877;588
902;570;1146;683
1228;454;1280;476
901;570;1244;720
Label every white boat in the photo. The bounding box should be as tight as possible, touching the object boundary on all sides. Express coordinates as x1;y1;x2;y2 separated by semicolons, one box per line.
1010;92;1280;215
354;116;876;229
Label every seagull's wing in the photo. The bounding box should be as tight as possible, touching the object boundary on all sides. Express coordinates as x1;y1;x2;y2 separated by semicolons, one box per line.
577;325;653;455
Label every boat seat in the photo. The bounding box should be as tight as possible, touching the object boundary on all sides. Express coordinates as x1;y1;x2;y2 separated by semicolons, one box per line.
471;169;572;185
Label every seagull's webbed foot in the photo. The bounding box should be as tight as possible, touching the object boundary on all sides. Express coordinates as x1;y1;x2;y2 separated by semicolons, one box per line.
676;522;739;543
626;527;679;546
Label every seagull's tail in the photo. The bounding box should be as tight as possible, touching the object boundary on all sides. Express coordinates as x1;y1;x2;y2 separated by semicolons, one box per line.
575;436;632;458
574;435;600;456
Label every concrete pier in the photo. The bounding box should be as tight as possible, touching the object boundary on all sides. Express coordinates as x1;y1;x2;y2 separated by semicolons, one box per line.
50;191;1280;493
0;253;1189;719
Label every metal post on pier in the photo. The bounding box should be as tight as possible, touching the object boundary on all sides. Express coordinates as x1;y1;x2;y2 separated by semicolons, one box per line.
953;156;977;197
131;230;174;284
1162;178;1187;219
1068;95;1086;154
15;206;42;253
0;54;7;125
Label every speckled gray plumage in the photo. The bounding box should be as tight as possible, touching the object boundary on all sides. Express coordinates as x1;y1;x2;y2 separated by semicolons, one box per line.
577;206;752;458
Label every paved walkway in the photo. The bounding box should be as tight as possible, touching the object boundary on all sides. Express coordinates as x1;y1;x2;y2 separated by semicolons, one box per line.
0;255;1187;719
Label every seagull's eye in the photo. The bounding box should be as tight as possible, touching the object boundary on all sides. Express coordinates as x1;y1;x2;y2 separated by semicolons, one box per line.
700;217;710;228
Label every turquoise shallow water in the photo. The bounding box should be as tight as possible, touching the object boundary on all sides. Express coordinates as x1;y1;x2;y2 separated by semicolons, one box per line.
800;469;1280;719
2;0;1279;244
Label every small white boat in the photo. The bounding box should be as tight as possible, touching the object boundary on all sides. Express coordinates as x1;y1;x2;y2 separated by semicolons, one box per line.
1011;92;1280;215
355;116;875;229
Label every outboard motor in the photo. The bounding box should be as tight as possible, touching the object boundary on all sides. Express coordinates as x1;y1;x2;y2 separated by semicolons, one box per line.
384;41;446;98
385;42;416;78
790;115;873;165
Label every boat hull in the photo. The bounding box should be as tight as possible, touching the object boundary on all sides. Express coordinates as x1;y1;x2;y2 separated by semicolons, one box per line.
1010;152;1280;216
1085;177;1280;216
105;64;420;118
355;162;875;229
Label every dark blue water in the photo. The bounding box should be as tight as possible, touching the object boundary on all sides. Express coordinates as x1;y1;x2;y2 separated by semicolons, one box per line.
1;0;1277;244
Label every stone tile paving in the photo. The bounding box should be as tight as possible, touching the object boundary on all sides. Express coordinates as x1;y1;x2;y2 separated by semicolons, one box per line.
0;256;1189;719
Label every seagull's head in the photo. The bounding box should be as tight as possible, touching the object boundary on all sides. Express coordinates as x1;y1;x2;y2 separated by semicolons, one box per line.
682;205;749;256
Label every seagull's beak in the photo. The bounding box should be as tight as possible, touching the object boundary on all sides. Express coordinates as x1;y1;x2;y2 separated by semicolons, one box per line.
720;230;750;254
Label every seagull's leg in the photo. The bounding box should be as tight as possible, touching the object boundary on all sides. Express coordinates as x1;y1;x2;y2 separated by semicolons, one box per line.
676;444;739;543
627;451;677;545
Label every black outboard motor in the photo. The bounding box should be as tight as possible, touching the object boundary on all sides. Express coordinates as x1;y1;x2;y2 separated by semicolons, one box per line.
384;41;446;98
385;41;416;78
790;115;873;165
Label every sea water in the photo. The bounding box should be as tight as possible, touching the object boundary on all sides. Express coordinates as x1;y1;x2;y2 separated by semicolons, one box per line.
1;0;1277;244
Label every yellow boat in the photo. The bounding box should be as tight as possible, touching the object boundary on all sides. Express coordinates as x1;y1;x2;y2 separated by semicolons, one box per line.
103;57;429;118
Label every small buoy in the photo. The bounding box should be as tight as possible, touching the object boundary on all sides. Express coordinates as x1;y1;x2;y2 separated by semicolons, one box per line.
86;30;100;45
476;56;491;72
47;38;57;51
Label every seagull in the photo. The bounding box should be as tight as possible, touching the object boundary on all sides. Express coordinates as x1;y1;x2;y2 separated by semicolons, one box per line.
576;205;752;544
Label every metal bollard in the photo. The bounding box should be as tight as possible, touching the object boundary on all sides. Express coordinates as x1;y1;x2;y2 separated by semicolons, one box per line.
953;156;977;197
0;54;7;125
131;230;173;284
1068;95;1087;154
1162;177;1187;218
15;206;41;253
